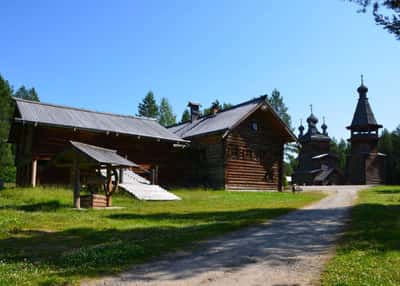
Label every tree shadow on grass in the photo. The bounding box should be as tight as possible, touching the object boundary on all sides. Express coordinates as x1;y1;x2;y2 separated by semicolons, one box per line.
106;208;290;222
0;200;68;212
371;189;400;194
337;202;400;254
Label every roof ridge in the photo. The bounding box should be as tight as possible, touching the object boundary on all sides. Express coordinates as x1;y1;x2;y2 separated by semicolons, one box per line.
214;95;267;114
168;95;267;129
13;97;158;121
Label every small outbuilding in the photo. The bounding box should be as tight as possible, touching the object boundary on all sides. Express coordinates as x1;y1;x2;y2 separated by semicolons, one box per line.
55;141;138;208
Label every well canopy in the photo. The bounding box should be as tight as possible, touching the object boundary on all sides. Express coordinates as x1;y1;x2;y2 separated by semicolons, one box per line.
55;141;138;168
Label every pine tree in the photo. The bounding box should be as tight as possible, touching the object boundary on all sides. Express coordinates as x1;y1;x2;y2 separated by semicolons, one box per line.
330;137;350;172
14;86;40;101
379;129;395;183
392;127;400;184
0;75;16;182
222;102;233;110
267;89;292;130
203;100;232;116
137;91;159;119
181;109;190;123
349;0;400;40
158;97;176;126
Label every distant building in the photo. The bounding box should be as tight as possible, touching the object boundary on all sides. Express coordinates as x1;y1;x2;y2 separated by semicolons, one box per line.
346;77;386;185
293;109;343;185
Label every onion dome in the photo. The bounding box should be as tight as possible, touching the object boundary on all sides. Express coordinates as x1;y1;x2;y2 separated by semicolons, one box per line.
307;112;318;126
357;74;368;97
321;117;328;135
298;119;305;136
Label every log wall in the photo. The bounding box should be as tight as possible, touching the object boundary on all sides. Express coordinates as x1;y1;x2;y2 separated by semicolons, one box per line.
12;124;185;186
224;110;284;190
12;107;287;191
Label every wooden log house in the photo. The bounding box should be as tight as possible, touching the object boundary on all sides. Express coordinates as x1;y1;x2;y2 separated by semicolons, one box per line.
168;96;296;190
8;98;188;187
8;96;295;191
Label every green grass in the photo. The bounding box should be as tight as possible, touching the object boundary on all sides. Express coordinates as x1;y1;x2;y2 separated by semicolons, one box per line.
0;186;323;286
322;186;400;286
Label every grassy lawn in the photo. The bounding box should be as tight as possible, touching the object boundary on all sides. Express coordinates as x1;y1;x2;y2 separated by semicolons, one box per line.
0;186;323;286
322;186;400;286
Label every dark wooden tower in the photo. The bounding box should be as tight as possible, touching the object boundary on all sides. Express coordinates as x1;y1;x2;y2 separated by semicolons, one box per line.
346;76;386;185
293;108;343;185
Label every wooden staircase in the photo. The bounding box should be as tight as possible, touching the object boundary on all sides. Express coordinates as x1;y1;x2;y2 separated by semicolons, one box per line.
119;169;181;201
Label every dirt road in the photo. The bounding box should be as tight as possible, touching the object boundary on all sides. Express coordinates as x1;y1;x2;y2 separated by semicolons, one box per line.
83;186;365;286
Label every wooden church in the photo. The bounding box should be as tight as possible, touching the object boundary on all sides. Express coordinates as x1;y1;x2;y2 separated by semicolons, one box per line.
292;108;343;185
294;76;386;186
346;77;386;185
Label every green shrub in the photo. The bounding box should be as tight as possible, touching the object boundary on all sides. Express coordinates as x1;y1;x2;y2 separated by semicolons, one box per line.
0;165;16;183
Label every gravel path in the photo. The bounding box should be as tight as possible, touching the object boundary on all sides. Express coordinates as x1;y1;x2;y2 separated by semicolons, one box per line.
83;186;366;286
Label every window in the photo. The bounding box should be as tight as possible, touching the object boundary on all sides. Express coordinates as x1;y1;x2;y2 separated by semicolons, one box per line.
245;150;253;160
251;121;258;132
230;147;239;160
265;168;275;182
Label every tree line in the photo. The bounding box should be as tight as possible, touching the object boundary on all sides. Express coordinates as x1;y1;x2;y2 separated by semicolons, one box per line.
1;73;399;185
0;74;40;182
379;127;400;184
136;91;233;126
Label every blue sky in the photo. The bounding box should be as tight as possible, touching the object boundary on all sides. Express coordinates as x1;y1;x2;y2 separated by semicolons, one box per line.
1;0;398;140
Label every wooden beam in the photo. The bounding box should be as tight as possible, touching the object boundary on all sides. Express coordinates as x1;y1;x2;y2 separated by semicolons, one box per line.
278;145;284;192
154;165;159;185
73;153;80;208
105;166;112;207
31;159;37;187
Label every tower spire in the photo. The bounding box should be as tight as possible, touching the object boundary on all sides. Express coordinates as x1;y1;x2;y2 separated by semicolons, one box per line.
298;118;305;136
348;77;382;131
321;116;328;135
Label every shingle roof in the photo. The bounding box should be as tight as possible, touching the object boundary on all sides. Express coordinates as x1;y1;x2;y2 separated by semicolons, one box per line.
348;84;382;130
168;96;296;141
13;98;187;143
349;98;379;127
70;141;138;167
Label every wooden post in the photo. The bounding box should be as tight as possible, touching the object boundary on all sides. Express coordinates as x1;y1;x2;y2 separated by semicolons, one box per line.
105;166;112;207
150;165;159;185
73;154;80;209
278;146;284;192
154;165;159;185
119;168;124;184
31;159;37;187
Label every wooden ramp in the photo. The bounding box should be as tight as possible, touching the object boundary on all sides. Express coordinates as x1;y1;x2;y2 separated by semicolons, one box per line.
119;169;181;201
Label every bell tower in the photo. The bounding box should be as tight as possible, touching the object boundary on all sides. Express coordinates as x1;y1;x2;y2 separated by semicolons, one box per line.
346;76;386;184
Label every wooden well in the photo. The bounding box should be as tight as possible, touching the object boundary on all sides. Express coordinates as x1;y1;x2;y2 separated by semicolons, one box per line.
80;194;108;208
